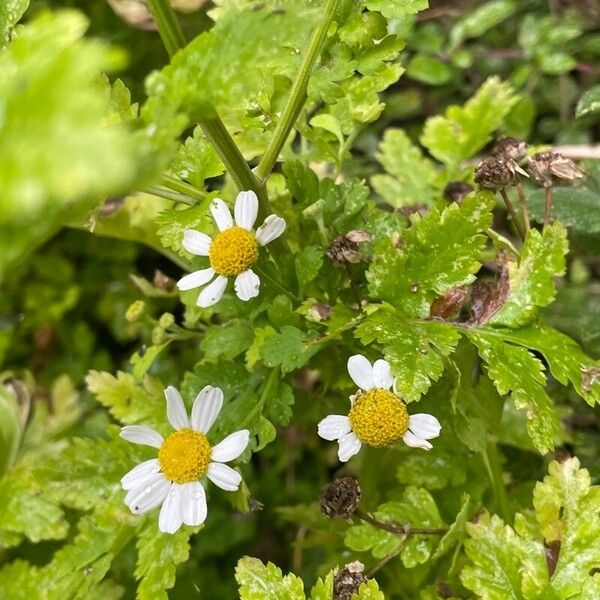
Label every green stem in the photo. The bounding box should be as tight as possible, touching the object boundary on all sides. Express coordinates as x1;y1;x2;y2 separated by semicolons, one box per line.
255;0;340;182
483;440;510;522
199;118;272;220
146;0;186;58
143;185;197;205
161;175;208;201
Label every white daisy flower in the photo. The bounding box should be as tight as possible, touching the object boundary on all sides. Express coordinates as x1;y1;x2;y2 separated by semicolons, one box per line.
177;190;286;307
318;354;441;462
120;385;250;534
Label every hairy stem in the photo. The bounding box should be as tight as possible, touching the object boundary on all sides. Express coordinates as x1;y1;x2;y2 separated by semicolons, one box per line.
499;189;525;242
515;182;530;235
255;0;340;182
544;186;553;227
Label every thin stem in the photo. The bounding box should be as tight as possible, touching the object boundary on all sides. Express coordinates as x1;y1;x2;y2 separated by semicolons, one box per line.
200;117;272;221
367;541;406;578
254;264;298;302
499;189;525;242
515;183;530;235
161;175;208;201
255;0;340;182
355;510;448;537
544;187;553;227
146;0;186;59
344;263;363;311
143;185;197;205
483;440;510;522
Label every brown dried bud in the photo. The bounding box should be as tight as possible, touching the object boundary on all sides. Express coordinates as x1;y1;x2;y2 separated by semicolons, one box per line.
398;204;429;218
430;286;469;320
475;157;528;189
443;182;474;204
492;136;528;162
307;302;332;322
333;561;368;600
153;269;175;291
327;231;370;267
320;476;361;519
527;151;585;188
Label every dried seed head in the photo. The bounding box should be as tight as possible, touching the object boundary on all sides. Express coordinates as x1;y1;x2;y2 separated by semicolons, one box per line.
443;182;474;204
153;269;175;291
475;157;528;189
492;136;528;162
527;151;584;188
327;231;370;267
398;204;429;218
345;230;372;244
333;561;368;600
307;302;332;322
320;476;361;519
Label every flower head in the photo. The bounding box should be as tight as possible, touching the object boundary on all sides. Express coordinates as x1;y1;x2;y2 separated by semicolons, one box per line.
317;354;441;462
120;385;250;534
177;191;286;307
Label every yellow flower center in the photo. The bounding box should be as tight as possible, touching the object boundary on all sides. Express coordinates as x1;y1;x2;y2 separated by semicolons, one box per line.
158;429;211;483
349;389;409;448
209;226;259;276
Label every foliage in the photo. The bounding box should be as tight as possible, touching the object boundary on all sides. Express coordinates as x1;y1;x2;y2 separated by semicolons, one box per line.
1;0;599;598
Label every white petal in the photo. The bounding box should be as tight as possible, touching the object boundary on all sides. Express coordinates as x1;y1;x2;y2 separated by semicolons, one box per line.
121;459;160;491
317;415;351;441
234;190;258;230
403;430;433;450
159;483;184;534
408;414;441;440
338;431;362;462
197;275;228;308
182;230;212;256
211;429;250;463
191;385;223;434
207;462;242;491
347;355;374;390
177;268;215;291
120;426;164;448
125;473;170;514
210;198;233;231
372;359;393;389
164;386;189;430
255;214;286;246
234;269;260;301
179;481;208;526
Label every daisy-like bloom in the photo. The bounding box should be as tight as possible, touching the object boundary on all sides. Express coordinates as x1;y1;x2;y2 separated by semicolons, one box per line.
318;355;441;462
120;385;250;534
177;191;286;307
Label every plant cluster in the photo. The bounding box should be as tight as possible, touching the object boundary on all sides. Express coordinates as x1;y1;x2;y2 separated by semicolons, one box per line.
0;0;599;598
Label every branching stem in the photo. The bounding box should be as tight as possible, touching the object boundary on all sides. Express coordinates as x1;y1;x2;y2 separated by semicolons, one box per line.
255;0;340;181
355;510;448;537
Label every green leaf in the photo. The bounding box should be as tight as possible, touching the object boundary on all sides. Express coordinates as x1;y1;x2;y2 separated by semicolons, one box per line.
200;321;254;360
365;0;428;20
420;77;518;165
462;458;600;599
539;52;577;75
86;371;165;426
528;188;600;234
406;54;452;86
295;246;324;293
576;85;600;118
488;223;568;327
260;326;317;374
235;557;306;599
467;331;561;453
0;385;22;475
371;129;437;208
367;191;494;317
355;580;385;599
172;127;225;189
0;0;28;46
309;571;334;600
449;1;517;49
432;494;471;559
345;487;444;567
0;11;146;282
135;519;193;600
356;310;460;401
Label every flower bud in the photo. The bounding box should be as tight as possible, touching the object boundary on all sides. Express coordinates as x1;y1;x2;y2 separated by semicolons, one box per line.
333;561;368;600
151;326;167;345
126;300;146;323
158;312;175;329
320;475;361;519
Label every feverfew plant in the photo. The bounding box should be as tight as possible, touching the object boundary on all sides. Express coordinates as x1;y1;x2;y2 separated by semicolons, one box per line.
0;0;599;598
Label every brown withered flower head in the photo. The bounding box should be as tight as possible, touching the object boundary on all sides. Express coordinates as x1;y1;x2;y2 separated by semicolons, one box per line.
327;230;372;267
443;182;474;204
527;151;585;188
475;156;528;190
491;136;528;162
320;475;362;519
333;561;368;600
